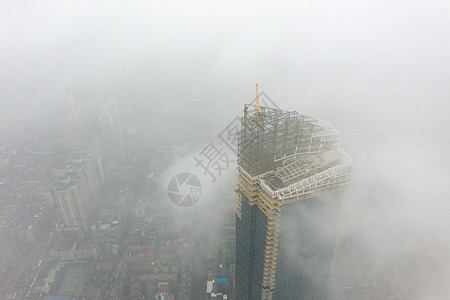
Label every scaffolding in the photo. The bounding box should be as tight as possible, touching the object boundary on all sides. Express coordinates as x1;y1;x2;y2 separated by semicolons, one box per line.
272;149;342;187
259;149;352;202
238;104;340;178
237;104;352;300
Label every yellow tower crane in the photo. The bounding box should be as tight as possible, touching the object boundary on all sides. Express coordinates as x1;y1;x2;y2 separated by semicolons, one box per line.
255;83;261;121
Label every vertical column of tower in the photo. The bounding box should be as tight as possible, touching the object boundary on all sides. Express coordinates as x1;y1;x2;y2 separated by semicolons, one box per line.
236;191;243;219
260;195;282;300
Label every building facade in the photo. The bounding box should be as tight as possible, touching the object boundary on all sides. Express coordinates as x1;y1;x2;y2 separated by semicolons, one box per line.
235;104;352;300
98;102;124;155
53;145;103;237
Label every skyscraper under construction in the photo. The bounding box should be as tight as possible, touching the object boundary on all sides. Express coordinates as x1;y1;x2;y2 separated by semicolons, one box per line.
235;101;352;300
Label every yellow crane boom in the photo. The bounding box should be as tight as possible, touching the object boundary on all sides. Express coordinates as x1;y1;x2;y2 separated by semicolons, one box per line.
256;83;261;114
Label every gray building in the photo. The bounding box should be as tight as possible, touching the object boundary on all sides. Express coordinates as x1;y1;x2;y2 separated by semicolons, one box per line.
98;102;124;155
53;146;103;237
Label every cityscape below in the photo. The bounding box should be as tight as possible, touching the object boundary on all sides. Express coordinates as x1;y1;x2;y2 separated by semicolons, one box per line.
1;87;446;300
1;2;449;299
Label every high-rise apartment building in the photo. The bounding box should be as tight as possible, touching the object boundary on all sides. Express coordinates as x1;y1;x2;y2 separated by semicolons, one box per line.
53;145;103;238
98;102;124;154
54;171;90;231
98;103;123;138
235;104;352;300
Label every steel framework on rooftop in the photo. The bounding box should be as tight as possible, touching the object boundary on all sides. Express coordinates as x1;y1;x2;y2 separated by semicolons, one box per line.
238;104;340;178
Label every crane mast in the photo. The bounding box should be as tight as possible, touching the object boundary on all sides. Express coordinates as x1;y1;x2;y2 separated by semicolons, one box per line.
255;83;261;121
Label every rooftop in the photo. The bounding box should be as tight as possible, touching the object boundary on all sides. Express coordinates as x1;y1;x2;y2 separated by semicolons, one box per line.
238;105;340;177
267;149;343;189
238;104;352;201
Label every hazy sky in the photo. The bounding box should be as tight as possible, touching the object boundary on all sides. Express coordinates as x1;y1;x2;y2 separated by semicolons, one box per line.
2;0;449;105
1;1;449;298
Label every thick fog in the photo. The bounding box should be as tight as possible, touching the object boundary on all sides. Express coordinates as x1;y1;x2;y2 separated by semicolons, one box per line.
1;0;449;299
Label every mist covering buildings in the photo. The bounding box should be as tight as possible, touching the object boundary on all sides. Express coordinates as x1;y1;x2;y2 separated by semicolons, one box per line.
0;1;450;299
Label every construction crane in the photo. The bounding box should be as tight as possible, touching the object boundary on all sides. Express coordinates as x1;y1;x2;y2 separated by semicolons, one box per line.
255;83;261;121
